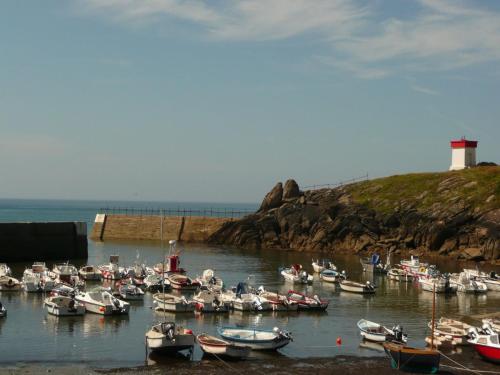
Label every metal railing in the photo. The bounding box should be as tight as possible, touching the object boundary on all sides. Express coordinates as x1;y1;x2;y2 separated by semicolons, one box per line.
301;173;369;191
98;207;255;219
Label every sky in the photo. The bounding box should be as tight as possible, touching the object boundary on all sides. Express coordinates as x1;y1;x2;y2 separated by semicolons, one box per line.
1;0;499;203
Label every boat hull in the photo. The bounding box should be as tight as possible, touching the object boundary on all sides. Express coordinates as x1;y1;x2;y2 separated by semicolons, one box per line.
146;333;195;353
472;344;500;364
45;302;85;316
218;328;291;350
340;282;375;294
384;343;440;374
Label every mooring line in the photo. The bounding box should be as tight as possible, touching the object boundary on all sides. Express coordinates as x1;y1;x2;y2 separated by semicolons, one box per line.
439;351;500;375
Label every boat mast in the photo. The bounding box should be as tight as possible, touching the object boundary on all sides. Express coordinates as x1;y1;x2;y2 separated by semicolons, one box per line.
431;282;436;350
160;209;165;322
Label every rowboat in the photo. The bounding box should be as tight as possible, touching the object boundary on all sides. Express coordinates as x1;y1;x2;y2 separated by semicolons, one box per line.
146;322;195;353
167;274;200;291
357;319;407;343
217;326;292;350
286;290;328;311
75;287;130;315
0;276;22;291
312;259;336;273
78;265;102;281
153;293;195;313
339;280;376;294
387;268;413;282
319;269;345;283
192;289;228;313
468;325;500;364
197;334;251;359
256;287;298;312
44;295;85;316
280;264;313;284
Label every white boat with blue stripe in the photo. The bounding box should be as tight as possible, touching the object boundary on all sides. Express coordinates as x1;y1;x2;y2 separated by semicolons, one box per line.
217;326;292;350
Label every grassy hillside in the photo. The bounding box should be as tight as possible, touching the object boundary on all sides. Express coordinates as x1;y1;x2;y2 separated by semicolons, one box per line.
346;166;500;214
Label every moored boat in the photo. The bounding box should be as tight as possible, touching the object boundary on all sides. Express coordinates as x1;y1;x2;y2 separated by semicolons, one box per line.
98;255;123;280
468;325;500;364
319;269;345;283
357;319;407;343
221;283;270;311
144;274;171;292
427;317;472;345
256;287;298;312
419;277;454;293
197;333;251;359
217;326;292;350
196;269;224;291
44;295;85;316
286;290;328;311
387;268;413;282
153;293;195;313
280;264;313;284
117;284;144;301
22;262;56;292
312;259;336;273
360;253;389;274
167;274;200;291
75;287;129;315
146;322;195;353
482;319;500;333
0;263;12;277
340;280;376;294
383;342;440;373
78;265;102;281
0;275;22;291
192;289;228;313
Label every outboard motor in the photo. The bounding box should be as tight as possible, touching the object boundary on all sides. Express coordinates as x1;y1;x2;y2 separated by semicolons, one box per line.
391;325;406;343
253;297;263;311
300;271;308;283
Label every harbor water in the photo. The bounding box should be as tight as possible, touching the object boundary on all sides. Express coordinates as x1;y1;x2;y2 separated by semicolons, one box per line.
0;199;499;368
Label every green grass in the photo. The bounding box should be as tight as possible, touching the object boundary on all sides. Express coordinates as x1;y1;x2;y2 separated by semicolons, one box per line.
346;166;500;214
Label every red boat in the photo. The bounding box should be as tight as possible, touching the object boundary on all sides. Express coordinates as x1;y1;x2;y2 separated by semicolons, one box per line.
286;290;328;311
154;254;186;275
468;325;500;364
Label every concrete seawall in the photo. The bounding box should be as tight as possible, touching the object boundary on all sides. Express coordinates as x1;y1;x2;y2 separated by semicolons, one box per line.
0;222;88;262
90;214;232;243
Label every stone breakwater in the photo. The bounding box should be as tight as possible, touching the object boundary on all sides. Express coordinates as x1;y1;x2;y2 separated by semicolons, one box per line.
209;169;500;263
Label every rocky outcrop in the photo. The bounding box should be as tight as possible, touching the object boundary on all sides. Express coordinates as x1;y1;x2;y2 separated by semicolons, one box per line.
209;169;500;263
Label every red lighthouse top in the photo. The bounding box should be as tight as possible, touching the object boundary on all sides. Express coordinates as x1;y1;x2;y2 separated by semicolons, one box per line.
450;137;477;149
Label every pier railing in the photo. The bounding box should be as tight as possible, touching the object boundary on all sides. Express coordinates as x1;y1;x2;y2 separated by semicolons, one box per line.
301;173;369;191
98;207;255;219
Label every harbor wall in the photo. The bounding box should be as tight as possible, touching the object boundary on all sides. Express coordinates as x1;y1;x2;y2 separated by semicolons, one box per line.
90;214;232;243
0;222;88;262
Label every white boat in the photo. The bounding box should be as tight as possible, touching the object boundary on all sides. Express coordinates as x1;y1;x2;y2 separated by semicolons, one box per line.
192;289;228;313
357;319;407;343
146;322;195;353
197;334;251;359
167;274;201;291
0;275;22;291
319;269;345;283
256;287;298;312
360;253;389;274
419;277;454;293
482;319;500;333
286;290;329;310
312;259;336;273
196;269;224;291
75;287;130;315
153;293;195;313
450;272;487;293
117;284;144;301
464;269;500;292
218;327;292;350
428;318;472;345
221;283;271;311
78;265;102;281
280;264;313;284
387;268;413;282
468;325;500;363
0;301;6;318
44;295;85;316
0;263;12;277
400;256;429;275
340;280;376;294
52;263;82;286
98;255;123;280
22;262;56;292
144;274;170;292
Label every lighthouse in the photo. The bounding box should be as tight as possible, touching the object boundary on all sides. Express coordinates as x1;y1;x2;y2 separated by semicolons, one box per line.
449;137;478;171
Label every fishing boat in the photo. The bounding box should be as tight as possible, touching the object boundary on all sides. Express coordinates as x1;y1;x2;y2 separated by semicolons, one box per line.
192;289;228;313
0;275;22;291
312;259;336;273
419;276;454;293
44;295;85;316
153;293;195;313
146;322;195;353
75;287;130;315
339;280;376;294
217;326;292;350
400;255;429;275
280;264;313;284
0;301;6;318
468;325;500;364
154;240;186;275
144;274;170;292
357;319;407;343
286;290;328;311
196;269;224;291
197;333;251;359
256;287;298;312
78;265;102;281
99;255;123;280
22;262;56;292
117;284;144;301
360;253;389;274
167;274;201;291
319;269;345;283
0;263;12;277
427;318;472;345
387;268;413;282
221;283;270;311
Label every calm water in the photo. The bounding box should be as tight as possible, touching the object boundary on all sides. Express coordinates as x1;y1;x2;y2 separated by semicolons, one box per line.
0;200;499;367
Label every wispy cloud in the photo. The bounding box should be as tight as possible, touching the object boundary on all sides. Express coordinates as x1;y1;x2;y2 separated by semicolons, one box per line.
76;0;500;78
410;84;440;96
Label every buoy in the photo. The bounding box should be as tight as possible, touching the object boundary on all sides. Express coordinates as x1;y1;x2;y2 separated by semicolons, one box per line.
336;337;342;346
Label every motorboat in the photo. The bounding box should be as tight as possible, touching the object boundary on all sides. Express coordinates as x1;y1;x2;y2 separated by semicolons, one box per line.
482;319;500;333
146;322;195;354
75;287;130;315
387;268;413;282
0;275;22;291
153;293;195;313
50;284;78;297
340;280;376;294
78;265;102;281
357;319;407;343
196;269;224;291
154;240;186;275
312;259;336;273
319;269;346;283
144;274;171;292
419;277;454;293
192;289;228;313
218;326;292;350
383;342;440;373
256;287;298;312
360;253;389;274
197;333;251;359
99;255;123;280
279;264;313;284
44;295;85;316
449;272;487;293
167;274;200;291
468;325;500;364
0;301;6;318
117;284;144;301
427;318;472;345
400;256;429;275
221;282;270;311
52;263;80;282
286;290;328;311
22;262;56;292
463;269;500;291
0;263;12;277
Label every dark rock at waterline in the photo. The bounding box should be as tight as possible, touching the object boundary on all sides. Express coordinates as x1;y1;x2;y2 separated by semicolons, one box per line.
258;182;283;212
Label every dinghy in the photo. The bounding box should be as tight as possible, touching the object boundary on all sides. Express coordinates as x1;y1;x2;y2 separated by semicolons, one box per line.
256;287;298;312
45;295;85;316
197;333;251;359
387;268;413;282
146;322;195;353
75;287;130;315
0;276;22;291
153;293;195;313
286;290;328;311
319;269;345;283
167;274;201;291
78;265;102;281
280;264;313;284
312;259;336;273
340;280;376;294
192;289;228;313
468;325;500;364
196;269;224;291
217;326;292;350
357;319;407;343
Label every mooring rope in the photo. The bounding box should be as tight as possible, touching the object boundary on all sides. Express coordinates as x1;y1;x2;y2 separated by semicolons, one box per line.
439;351;500;375
210;352;248;375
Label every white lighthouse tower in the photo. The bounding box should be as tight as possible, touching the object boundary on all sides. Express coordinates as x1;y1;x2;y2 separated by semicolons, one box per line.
449;137;478;171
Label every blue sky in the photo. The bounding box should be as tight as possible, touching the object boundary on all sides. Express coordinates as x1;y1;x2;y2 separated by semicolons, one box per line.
1;0;499;202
